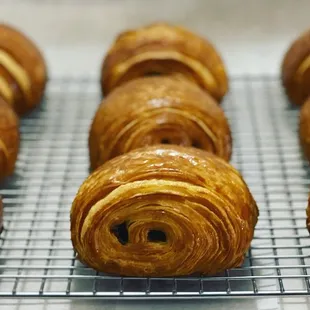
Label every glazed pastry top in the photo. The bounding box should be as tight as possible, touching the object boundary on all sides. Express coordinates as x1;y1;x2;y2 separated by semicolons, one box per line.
281;28;310;105
90;76;232;169
101;22;228;101
71;145;258;276
0;24;47;115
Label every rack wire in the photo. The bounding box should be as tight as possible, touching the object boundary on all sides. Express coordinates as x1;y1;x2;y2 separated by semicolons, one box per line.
0;76;309;299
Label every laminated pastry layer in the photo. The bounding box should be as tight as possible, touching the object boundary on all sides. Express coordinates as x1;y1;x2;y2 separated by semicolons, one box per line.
71;145;258;277
0;24;47;115
90;76;232;169
101;22;228;102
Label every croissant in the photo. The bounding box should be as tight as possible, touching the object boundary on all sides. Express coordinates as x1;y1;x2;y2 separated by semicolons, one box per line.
89;76;232;170
101;22;228;102
0;24;47;115
299;97;310;162
281;28;310;105
0;98;19;181
71;145;258;277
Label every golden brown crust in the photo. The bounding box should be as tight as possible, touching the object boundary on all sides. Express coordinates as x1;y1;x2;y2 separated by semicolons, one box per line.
90;76;232;170
281;29;310;106
0;98;19;180
101;23;228;102
71;145;258;277
0;23;47;115
299;97;310;161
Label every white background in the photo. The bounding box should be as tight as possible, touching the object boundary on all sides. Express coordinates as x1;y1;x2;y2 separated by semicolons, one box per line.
2;0;310;78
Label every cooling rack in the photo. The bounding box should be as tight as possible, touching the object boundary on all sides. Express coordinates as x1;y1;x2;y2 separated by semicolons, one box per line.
0;76;309;299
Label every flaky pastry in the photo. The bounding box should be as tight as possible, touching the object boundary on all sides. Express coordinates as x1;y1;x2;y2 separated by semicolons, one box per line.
0;24;47;115
71;145;258;277
281;28;310;105
101;23;228;102
90;76;232;170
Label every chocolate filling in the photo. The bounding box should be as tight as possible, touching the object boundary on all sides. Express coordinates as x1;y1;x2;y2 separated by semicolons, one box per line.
111;222;128;245
147;230;167;243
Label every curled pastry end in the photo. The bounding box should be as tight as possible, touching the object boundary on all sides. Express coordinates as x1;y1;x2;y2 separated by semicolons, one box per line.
0;23;47;115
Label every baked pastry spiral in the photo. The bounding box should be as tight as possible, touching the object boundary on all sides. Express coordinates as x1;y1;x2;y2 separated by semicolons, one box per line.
0;24;47;115
71;145;258;277
281;28;310;105
89;76;232;170
101;23;228;102
0;98;19;181
299;97;310;162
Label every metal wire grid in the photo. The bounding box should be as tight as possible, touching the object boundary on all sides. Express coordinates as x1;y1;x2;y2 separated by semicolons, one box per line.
0;76;309;299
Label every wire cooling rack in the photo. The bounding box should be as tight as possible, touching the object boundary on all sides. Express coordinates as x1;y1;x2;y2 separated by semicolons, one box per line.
0;76;309;299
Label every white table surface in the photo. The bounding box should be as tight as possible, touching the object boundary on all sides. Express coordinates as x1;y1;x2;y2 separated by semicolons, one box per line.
2;0;310;78
1;0;310;309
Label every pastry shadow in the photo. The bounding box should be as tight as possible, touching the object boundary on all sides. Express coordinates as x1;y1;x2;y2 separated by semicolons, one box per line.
19;94;50;140
69;298;257;310
283;97;300;131
70;260;122;295
303;161;310;181
0;156;27;280
0;156;26;208
31;92;49;116
70;259;255;295
0;258;6;276
282;97;310;190
203;258;254;294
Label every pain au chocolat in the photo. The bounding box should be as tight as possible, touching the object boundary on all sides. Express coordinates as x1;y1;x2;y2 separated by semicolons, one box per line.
281;28;310;106
89;76;232;170
0;24;47;115
101;23;228;102
71;145;258;277
0;98;19;181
